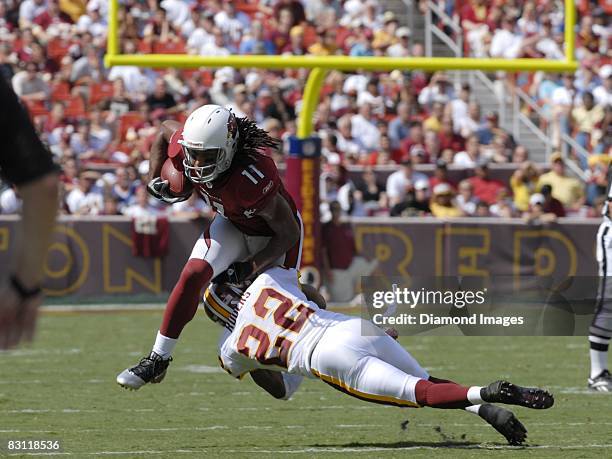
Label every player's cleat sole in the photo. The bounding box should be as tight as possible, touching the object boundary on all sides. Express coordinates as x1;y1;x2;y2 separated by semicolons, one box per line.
116;351;172;390
478;404;527;446
482;380;554;409
588;370;612;392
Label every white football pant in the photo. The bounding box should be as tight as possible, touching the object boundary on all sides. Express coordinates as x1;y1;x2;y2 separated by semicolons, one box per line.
310;317;429;407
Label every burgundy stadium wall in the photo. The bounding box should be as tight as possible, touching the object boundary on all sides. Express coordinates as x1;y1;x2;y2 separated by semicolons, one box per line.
0;217;598;299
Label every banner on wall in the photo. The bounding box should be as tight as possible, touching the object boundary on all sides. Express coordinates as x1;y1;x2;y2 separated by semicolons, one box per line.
284;136;322;286
0;218;599;298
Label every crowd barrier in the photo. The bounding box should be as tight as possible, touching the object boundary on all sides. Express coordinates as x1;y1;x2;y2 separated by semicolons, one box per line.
0;216;598;299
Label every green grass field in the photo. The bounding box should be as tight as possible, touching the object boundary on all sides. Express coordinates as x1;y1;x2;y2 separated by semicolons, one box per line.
0;312;611;458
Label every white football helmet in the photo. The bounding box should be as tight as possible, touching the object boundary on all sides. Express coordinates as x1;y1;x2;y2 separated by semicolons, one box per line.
179;105;240;184
203;283;244;328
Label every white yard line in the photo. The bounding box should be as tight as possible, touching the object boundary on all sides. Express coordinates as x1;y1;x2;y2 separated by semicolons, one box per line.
9;444;612;457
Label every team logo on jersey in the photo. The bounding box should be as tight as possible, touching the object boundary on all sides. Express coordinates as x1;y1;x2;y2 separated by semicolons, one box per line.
263;180;274;194
243;208;256;218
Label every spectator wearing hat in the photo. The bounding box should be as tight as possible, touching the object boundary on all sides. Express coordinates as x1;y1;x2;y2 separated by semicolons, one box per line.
524;193;558;224
430;183;462;218
322;201;378;303
387;26;411;57
308;28;339;56
537;153;585;210
386;159;427;207
390;179;431;217
467;158;506;205
65;170;103;215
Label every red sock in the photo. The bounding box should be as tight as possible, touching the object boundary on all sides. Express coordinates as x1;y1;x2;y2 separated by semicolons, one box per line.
415;379;470;409
160;259;213;338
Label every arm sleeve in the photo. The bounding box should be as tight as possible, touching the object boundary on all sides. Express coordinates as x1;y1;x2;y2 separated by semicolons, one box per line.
0;77;58;186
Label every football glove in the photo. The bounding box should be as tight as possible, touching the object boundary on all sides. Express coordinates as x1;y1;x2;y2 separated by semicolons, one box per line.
147;177;190;204
213;262;254;285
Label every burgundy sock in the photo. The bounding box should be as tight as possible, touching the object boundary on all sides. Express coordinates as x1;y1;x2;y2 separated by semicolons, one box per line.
415;379;471;409
160;259;213;338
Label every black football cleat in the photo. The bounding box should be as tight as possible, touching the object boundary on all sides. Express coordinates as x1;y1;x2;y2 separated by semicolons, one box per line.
478;403;528;446
116;351;172;390
588;370;612;392
481;380;554;409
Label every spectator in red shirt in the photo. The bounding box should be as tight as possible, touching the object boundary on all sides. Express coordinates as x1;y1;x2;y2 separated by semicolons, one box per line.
322;201;377;303
540;184;566;217
438;117;465;154
467;158;506;205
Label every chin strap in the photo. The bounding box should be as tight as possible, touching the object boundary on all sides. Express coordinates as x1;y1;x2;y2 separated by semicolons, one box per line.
10;275;42;300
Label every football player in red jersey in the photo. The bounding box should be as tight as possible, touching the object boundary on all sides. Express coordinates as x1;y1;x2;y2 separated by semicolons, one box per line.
117;105;302;390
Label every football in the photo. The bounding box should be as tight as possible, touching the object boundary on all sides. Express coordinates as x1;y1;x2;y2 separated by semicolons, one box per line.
161;157;193;196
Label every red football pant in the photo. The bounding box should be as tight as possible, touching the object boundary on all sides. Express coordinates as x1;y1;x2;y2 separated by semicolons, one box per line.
160;259;213;338
415;376;471;409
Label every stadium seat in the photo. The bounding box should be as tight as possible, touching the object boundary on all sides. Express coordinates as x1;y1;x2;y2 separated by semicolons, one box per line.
47;38;72;62
23;99;49;118
118;112;145;140
89;82;114;106
51;82;72;102
64;97;86;118
153;40;186;54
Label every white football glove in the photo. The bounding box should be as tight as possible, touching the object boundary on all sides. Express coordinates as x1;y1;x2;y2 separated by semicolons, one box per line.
147;177;190;204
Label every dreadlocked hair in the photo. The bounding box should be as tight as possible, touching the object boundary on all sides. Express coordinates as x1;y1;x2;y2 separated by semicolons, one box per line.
233;117;280;165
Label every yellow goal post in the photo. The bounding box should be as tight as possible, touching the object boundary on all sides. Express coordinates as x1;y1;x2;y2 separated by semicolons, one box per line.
104;0;577;139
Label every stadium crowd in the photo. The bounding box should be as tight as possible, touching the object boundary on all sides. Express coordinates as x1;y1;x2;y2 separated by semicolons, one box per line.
0;0;609;222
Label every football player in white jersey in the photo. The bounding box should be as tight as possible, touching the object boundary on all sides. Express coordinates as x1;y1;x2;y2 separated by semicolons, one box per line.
203;267;555;445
